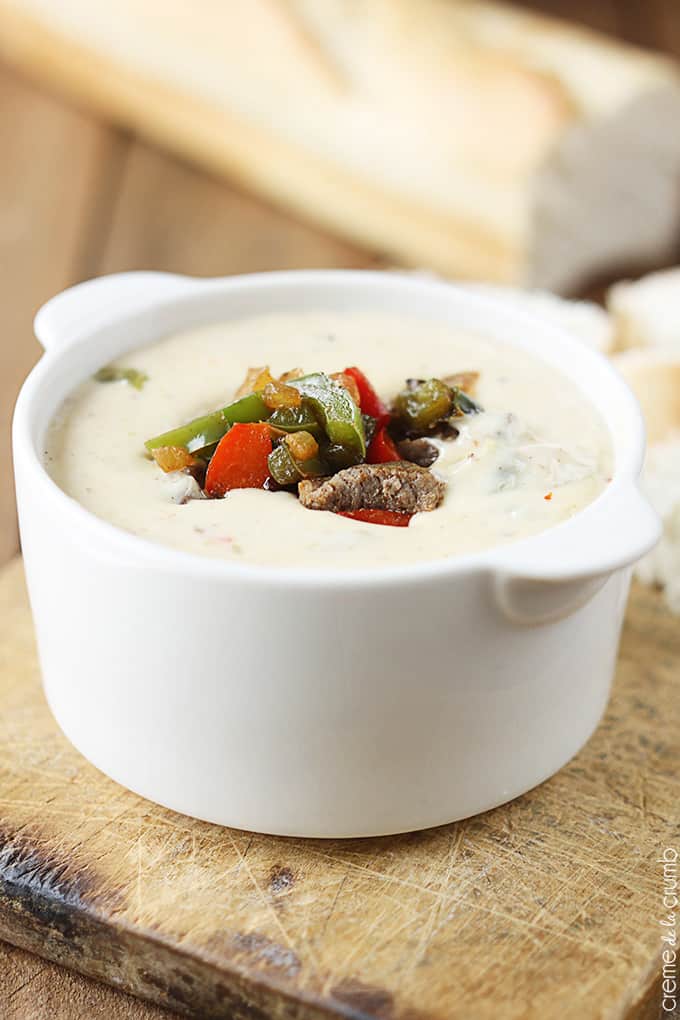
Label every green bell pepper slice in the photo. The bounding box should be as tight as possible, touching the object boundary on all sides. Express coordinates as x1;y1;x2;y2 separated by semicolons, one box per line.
94;365;148;390
288;373;365;460
268;404;322;437
145;392;269;455
392;378;453;433
268;443;327;486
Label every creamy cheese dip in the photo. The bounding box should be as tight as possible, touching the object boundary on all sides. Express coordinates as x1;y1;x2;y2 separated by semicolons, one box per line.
45;311;613;569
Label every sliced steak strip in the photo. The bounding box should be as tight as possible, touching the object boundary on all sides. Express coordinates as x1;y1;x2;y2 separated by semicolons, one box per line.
298;462;445;514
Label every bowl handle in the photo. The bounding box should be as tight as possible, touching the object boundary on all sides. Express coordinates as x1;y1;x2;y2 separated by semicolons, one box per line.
34;272;206;352
493;486;660;625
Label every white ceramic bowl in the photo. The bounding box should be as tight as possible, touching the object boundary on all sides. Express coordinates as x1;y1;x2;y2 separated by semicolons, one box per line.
13;271;660;838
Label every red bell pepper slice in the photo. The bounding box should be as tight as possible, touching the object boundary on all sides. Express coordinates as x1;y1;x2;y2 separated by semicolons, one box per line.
338;508;412;527
367;426;400;464
204;423;272;497
344;366;390;425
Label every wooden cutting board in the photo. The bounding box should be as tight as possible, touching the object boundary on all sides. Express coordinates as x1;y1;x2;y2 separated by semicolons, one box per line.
0;557;677;1020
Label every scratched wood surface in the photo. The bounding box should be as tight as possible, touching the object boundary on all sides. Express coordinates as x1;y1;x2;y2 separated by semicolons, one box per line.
0;2;679;1017
0;556;678;1020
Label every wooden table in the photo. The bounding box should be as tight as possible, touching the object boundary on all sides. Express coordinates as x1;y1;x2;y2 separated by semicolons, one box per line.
0;2;679;1016
0;557;678;1020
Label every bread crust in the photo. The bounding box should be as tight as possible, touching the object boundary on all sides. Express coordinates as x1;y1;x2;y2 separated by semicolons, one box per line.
0;0;678;287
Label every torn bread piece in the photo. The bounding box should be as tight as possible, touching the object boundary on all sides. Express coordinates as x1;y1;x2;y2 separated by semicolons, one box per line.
608;268;680;352
614;350;680;613
463;283;614;353
613;350;680;444
0;0;679;291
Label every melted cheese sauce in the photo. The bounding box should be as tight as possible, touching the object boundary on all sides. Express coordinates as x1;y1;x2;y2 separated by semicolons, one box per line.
45;311;613;569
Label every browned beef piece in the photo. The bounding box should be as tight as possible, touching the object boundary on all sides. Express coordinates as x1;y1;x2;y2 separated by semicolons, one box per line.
298;462;445;513
396;437;440;468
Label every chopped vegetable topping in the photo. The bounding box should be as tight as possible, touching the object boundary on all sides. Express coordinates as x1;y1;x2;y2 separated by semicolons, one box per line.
145;392;268;455
267;443;300;486
146;410;228;456
285;431;319;461
204;423;272;498
151;446;198;473
267;443;299;486
144;365;481;521
367;426;400;464
95;365;148;390
392;377;482;437
288;372;366;461
361;414;378;447
268;404;322;436
268;442;326;486
330;371;362;408
262;380;303;410
392;378;453;433
344;366;390;425
338;509;412;527
450;388;482;418
235;366;274;398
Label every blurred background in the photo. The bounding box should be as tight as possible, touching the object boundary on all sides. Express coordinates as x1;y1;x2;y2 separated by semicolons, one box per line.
0;2;679;1015
1;0;679;569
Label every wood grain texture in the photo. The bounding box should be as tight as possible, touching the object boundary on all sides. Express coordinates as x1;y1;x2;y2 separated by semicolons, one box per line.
0;556;677;1020
97;143;379;279
0;940;177;1020
0;63;125;565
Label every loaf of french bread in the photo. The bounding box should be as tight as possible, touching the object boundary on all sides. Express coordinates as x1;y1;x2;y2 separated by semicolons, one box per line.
0;0;679;291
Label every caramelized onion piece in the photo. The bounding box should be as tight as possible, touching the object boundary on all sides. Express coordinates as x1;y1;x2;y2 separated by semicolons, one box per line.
235;366;274;398
262;380;303;410
284;430;319;461
151;445;197;473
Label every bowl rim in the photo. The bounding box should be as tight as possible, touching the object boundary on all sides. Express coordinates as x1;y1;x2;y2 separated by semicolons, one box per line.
13;269;655;590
